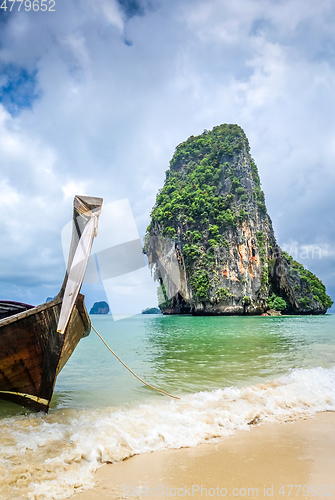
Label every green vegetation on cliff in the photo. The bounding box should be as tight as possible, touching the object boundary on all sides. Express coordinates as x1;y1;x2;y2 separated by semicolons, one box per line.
147;125;263;236
266;294;287;311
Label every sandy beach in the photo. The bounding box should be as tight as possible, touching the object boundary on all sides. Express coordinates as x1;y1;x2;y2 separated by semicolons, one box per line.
71;411;335;500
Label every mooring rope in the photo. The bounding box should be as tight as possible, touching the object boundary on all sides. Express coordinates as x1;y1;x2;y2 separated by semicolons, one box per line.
90;323;180;400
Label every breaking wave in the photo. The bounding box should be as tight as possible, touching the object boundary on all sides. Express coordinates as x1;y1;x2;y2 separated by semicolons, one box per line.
1;365;335;499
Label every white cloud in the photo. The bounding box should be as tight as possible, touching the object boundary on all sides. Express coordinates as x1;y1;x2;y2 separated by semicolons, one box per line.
62;181;88;200
93;0;124;29
0;178;20;207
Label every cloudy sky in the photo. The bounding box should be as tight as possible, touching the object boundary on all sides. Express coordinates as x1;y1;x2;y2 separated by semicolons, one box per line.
0;0;334;313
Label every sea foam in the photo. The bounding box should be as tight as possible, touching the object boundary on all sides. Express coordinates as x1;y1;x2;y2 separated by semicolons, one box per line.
1;365;335;500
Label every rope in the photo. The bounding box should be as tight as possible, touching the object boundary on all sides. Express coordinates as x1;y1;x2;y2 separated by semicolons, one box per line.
90;323;180;400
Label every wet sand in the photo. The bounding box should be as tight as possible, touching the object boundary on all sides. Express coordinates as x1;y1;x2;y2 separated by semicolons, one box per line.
71;412;335;499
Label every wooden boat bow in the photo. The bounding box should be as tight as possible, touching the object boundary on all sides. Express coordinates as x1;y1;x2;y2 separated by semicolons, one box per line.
0;195;103;412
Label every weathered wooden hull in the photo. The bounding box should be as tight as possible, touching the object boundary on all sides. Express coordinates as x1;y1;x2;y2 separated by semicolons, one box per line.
0;293;90;412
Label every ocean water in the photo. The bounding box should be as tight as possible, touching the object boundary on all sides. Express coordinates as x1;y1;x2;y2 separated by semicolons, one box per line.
1;314;335;499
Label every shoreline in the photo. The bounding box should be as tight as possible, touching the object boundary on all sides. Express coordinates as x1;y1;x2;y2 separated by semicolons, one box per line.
71;411;335;499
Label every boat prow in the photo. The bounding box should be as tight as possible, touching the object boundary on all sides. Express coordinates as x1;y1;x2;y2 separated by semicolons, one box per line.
0;195;103;413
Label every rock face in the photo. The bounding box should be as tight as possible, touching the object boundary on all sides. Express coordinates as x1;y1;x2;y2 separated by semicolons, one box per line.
145;124;333;315
89;301;110;314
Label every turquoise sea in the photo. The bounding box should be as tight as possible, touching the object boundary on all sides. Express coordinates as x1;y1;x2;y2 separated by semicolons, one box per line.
56;313;335;408
1;314;335;499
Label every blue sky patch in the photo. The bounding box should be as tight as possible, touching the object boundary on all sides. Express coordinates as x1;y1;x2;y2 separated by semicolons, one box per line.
117;0;145;18
250;18;274;37
0;65;39;116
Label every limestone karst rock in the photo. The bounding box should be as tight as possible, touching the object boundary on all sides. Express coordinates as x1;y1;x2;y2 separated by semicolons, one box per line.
144;124;333;315
89;301;110;314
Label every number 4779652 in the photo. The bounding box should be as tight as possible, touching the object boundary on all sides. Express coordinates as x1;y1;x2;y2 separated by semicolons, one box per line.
0;0;55;11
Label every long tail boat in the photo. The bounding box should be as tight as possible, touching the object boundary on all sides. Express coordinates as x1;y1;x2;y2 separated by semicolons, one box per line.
0;195;103;412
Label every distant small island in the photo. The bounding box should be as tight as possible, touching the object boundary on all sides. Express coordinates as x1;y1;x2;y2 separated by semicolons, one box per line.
90;301;110;314
142;307;162;314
